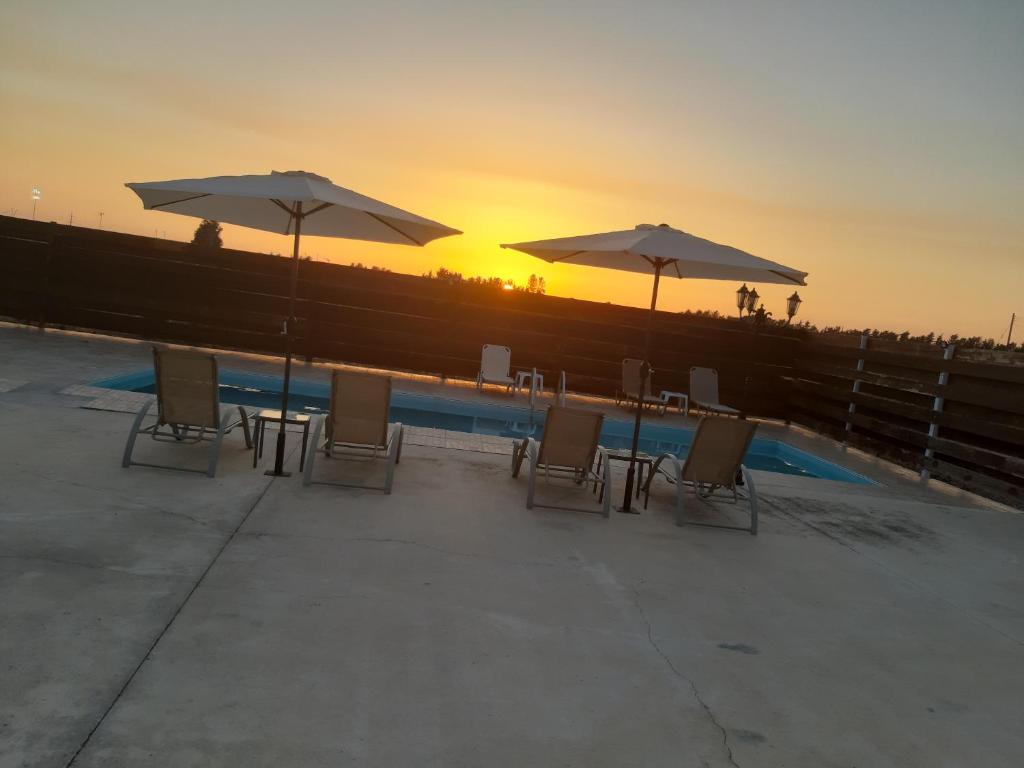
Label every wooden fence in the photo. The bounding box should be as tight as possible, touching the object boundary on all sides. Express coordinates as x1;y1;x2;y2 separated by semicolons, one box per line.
0;216;799;416
791;335;1024;506
3;216;1021;507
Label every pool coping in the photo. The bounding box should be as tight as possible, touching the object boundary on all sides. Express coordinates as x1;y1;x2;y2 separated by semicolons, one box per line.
83;368;877;485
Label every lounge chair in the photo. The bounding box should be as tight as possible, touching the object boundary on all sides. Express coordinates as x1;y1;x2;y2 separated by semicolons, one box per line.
122;347;252;477
476;344;515;393
303;370;403;493
689;367;741;417
616;358;666;411
641;416;759;534
511;406;612;517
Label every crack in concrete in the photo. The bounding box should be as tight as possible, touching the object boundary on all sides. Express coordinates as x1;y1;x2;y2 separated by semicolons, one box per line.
63;471;280;766
632;582;740;768
12;464;218;529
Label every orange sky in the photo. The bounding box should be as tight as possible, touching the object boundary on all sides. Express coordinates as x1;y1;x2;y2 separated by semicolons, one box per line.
2;1;1022;339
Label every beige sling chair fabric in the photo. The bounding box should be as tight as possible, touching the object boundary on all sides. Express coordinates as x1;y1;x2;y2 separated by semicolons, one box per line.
303;369;403;493
512;406;612;517
642;416;759;534
617;358;666;411
122;347;252;477
689;366;741;417
476;344;515;392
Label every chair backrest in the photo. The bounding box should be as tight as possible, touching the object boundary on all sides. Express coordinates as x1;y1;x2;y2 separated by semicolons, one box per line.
153;347;220;428
681;417;757;487
689;367;721;404
481;344;511;380
622;358;653;398
538;406;603;470
330;369;392;446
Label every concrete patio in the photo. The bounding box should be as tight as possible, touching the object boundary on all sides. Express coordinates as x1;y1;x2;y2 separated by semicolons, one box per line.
1;323;1022;767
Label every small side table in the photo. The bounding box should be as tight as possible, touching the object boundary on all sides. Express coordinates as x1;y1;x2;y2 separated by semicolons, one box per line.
253;409;312;471
658;391;689;416
514;370;544;397
598;450;655;502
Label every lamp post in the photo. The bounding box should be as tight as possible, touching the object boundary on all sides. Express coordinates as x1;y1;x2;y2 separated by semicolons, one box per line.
31;187;41;220
735;284;749;318
745;287;760;315
786;291;802;324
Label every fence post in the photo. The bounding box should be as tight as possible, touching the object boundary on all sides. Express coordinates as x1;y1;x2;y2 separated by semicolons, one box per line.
843;334;869;441
920;344;956;480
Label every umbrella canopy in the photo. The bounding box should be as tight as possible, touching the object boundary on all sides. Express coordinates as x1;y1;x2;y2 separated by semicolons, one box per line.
126;170;460;476
502;222;807;513
126;170;461;245
502;223;806;285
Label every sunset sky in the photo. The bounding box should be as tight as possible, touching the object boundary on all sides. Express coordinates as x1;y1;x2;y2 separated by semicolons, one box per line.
2;1;1022;339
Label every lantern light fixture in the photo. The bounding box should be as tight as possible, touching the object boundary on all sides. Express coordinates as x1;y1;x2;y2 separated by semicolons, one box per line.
744;287;760;314
735;284;749;317
786;291;802;324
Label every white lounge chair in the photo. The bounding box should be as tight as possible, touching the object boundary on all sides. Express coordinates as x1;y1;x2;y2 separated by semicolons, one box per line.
476;344;515;393
511;406;612;517
616;358;666;411
642;416;759;534
689;367;741;417
303;370;403;493
122;347;252;477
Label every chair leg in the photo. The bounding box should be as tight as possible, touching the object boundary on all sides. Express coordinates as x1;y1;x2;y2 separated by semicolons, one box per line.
525;440;539;509
121;399;154;468
384;423;402;494
671;460;686;526
303;416;325;486
741;465;758;536
207;419;231;478
299;420;309;472
238;406;252;448
598;447;612;518
511;438;528;477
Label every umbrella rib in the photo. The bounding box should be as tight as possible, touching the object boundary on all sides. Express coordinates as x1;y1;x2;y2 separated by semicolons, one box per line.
769;269;805;285
270;199;296;235
364;212;423;246
304;202;333;218
547;250;586;263
149;193;212;210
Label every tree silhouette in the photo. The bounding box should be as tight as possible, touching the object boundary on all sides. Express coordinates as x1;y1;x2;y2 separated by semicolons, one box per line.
526;274;547;294
189;219;222;251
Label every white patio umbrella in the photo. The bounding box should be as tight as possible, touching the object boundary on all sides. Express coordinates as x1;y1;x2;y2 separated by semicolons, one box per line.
127;170;461;476
501;223;807;512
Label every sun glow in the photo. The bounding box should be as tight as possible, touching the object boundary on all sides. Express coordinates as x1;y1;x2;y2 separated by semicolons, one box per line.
1;0;1021;337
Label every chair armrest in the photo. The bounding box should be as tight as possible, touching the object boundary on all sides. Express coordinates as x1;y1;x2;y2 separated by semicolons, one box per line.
386;421;402;449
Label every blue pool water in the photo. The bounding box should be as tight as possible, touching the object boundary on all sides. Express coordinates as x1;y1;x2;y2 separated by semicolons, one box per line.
95;369;873;484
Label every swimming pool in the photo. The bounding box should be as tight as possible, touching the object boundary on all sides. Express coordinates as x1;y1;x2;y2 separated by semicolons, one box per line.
94;369;873;484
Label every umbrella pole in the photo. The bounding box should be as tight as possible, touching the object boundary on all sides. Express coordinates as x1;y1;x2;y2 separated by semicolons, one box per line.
269;202;303;476
620;262;662;512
